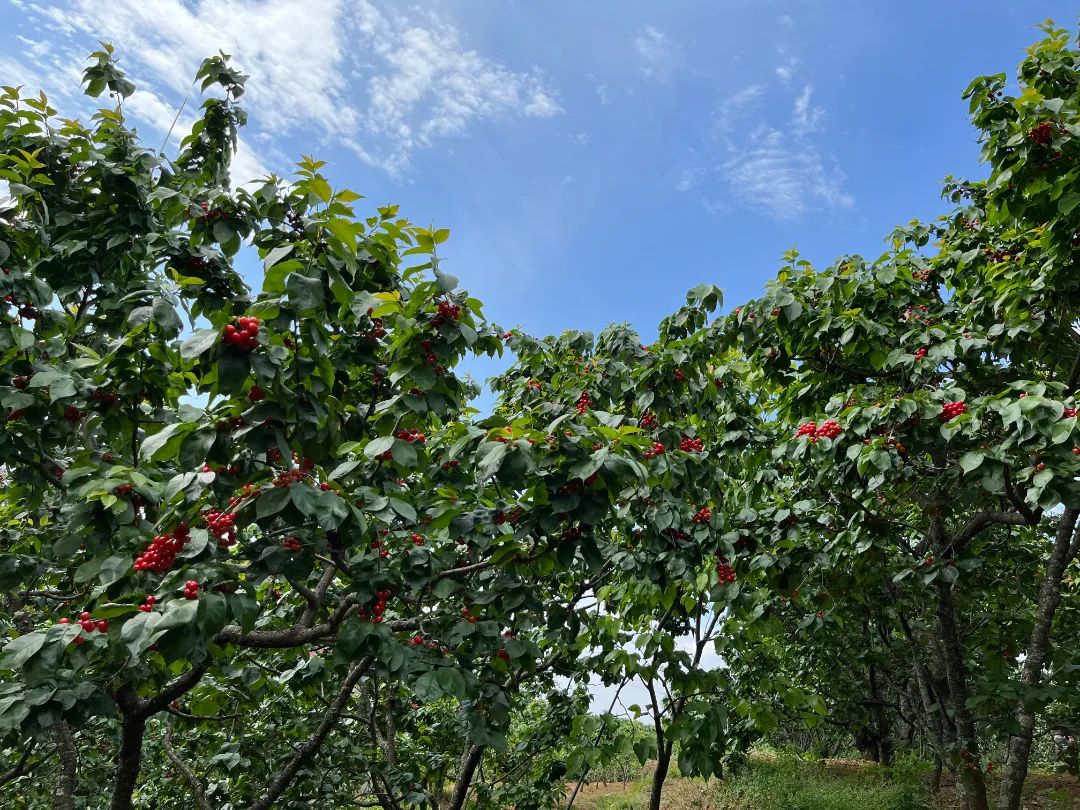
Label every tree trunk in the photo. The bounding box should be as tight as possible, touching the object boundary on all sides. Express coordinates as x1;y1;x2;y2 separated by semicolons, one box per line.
446;744;483;810
1001;508;1080;810
648;742;673;810
109;711;147;810
935;579;988;810
52;721;76;810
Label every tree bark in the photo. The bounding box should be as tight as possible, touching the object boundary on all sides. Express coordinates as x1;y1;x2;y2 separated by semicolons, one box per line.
648;742;673;810
52;721;77;810
162;723;212;810
446;744;484;810
248;657;371;810
109;709;147;810
935;578;988;810
1001;508;1080;810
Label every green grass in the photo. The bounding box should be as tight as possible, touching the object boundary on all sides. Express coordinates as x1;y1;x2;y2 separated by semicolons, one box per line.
714;755;929;810
575;753;932;810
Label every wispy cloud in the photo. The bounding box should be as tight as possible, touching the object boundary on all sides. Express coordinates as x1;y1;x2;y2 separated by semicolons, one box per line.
633;25;682;82
792;85;824;133
8;0;561;177
775;56;800;84
681;81;852;220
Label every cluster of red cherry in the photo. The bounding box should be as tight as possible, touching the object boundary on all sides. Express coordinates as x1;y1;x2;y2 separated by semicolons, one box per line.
679;436;704;452
205;509;237;548
1028;121;1058;145
223;317;260;351
395;428;426;443
938;401;967;423
794;419;842;442
361;317;387;341
358;588;393;623
576;391;591;415
134;523;191;573
282;536;302;552
89;389;118;406
715;555;736;584
271;468;306;488
137;595;157;613
644;441;666;460
58;611;109;639
431;300;461;330
183;580;200;600
640;411;658;429
691;507;712;524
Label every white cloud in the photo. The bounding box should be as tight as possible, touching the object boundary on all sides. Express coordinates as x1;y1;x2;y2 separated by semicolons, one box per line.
682;82;852;220
792;84;824;133
676;166;707;192
779;14;795;28
10;0;561;177
775;56;800;85
722;126;852;218
633;25;681;82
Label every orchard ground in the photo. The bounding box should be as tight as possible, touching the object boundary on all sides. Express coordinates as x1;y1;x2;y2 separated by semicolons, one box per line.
572;753;1080;810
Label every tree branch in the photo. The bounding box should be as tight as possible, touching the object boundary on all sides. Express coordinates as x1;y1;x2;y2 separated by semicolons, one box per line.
162;723;212;810
0;740;35;789
949;510;1038;549
248;657;372;810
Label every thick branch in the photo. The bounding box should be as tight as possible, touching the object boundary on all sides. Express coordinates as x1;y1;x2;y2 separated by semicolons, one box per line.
143;657;211;716
248;657;372;810
0;740;35;789
446;744;485;810
162;724;212;810
949;510;1038;549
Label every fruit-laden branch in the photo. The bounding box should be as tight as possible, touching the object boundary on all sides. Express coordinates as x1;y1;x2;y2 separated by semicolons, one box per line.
162;723;212;810
247;657;373;810
214;595;418;648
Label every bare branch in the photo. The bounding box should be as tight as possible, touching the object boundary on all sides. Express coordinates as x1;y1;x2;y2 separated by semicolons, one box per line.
162;723;212;810
248;657;373;810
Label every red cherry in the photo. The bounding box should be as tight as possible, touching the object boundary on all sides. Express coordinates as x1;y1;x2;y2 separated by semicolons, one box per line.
96;620;108;633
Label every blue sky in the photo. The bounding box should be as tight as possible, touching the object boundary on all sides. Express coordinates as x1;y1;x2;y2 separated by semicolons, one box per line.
3;0;1075;354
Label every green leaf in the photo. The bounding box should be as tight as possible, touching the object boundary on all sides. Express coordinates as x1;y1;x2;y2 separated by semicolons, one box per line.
97;554;131;586
389;498;416;522
329;459;362;480
286;273;324;311
316;490;349;529
1059;192;1080;215
140;422;188;461
475;442;508;482
391;439;417;468
0;632;47;670
959;451;984;474
263;244;293;270
365;436;395;459
256;487;292;518
180;328;219;360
